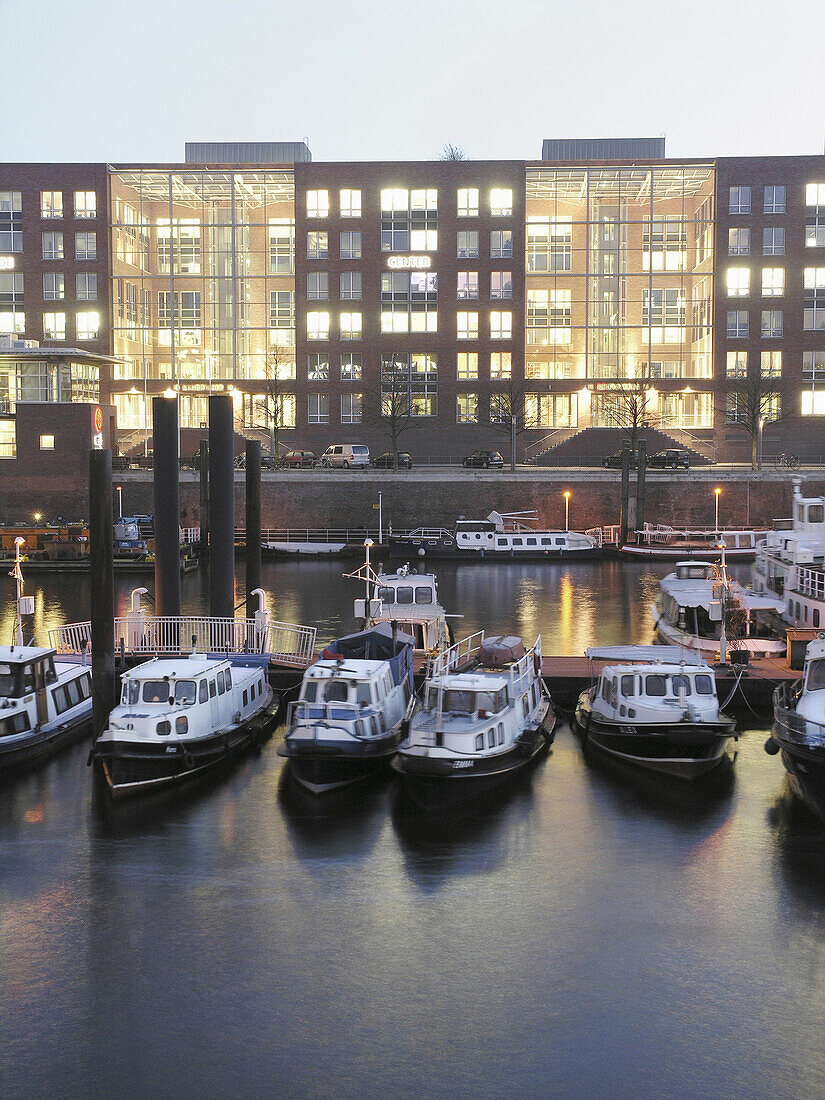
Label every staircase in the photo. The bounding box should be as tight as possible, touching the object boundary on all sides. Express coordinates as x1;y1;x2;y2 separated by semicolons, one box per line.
529;426;715;467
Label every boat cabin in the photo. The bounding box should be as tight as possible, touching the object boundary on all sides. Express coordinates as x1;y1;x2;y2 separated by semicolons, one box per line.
300;660;396;709
594;663;720;721
0;646;58;699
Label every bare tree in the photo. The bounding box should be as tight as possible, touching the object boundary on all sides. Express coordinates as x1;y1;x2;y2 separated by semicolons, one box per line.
718;375;783;470
593;379;667;457
439;144;467;161
487;379;537;471
259;344;294;462
364;353;416;470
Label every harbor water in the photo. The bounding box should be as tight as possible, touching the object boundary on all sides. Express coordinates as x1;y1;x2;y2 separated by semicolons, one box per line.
2;559;825;1099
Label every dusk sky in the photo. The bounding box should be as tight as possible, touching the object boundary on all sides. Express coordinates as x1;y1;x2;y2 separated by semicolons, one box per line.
6;0;825;163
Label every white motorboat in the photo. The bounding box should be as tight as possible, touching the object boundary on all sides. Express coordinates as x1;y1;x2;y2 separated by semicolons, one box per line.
620;524;769;562
766;635;825;820
92;654;277;797
573;646;736;780
388;511;600;561
752;481;825;630
278;623;414;793
392;632;555;805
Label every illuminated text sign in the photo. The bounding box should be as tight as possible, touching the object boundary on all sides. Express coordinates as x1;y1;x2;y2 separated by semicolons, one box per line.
387;255;431;270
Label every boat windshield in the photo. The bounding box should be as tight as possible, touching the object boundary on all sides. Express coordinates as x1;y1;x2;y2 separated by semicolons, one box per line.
671;675;692;696
807;659;825;691
442;690;476;714
415;587;433;604
324;680;349;702
173;680;197;705
0;663;18;697
142;680;171;703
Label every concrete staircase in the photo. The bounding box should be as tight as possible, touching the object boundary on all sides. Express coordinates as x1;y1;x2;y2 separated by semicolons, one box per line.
530;426;715;467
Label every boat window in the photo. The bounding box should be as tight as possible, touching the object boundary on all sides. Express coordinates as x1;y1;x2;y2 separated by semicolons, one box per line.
45;657;57;684
476;691;497;713
0;711;30;737
127;680;139;705
79;674;91;699
250;682;256;701
142;680;170;703
512;538;523;547
695;674;714;695
217;670;226;695
526;538;537;547
303;681;317;702
243;690;248;707
442;690;475;714
620;675;635;697
475;733;484;750
378;586;395;603
414;587;433;604
645;675;667;697
371;716;381;736
498;538;508;547
325;681;349;702
555;537;565;546
21;664;35;695
815;610;821;629
356;682;372;705
522;694;530;717
671;675;692;696
0;664;18;696
394;586;413;605
120;682;128;704
807;659;825;691
497;723;504;744
209;680;217;699
174;680;197;705
810;505;825;524
199;680;208;703
541;538;552;546
487;728;496;747
225;667;232;688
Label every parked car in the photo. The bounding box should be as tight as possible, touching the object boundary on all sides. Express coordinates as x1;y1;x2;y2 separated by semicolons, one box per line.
602;451;634;470
372;451;412;469
462;450;504;469
281;449;317;469
319;444;371;468
648;448;690;470
234;451;278;470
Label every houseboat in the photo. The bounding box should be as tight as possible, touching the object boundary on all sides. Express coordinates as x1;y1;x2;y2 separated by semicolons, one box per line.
752;482;825;629
388;511;600;561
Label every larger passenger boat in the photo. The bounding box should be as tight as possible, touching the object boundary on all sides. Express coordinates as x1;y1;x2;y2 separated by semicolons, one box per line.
388;511;600;561
767;635;825;820
752;482;825;630
573;646;736;780
620;524;768;562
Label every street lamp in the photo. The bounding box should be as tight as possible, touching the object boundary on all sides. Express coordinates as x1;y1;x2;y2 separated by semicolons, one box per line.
33;512;41;524
116;485;122;519
757;416;765;471
563;490;571;532
714;487;722;534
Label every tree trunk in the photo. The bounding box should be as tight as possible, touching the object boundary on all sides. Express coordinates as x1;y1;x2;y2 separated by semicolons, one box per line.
510;417;517;472
751;428;758;471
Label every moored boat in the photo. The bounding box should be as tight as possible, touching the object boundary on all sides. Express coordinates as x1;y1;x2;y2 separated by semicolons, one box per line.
388;510;600;561
767;635;825;820
621;524;768;562
573;646;736;780
752;482;825;630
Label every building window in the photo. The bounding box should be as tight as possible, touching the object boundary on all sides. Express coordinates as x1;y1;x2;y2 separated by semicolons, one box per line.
43;312;66;340
727;310;749;338
457;230;479;259
764;186;785;214
726;267;750;296
76;310;99;340
490;230;513;259
761;351;782;377
76;273;97;300
340;189;361;218
380;188;437;252
340;352;362;380
41;272;63;301
456;392;478;423
269;290;295;345
381;271;437;333
803;351;825;379
0;420;16;458
762;309;783;337
729;186;751;214
457;311;478;340
340;272;362;300
728;228;750;256
806;185;825;248
74;191;96;219
341;392;363;424
307;231;328;260
40;434;55;450
491;271;512;299
340;231;361;259
457;188;479;217
490;188;513;216
457;352;478;379
307;272;328;301
490;311;512;339
527;216;572;273
381;352;437;417
340;312;362;340
457;271;478;299
802;355;825;416
727;391;780;424
763;228;785;256
157;219;201;274
802;388;825;416
0;192;22;252
242;392;296;430
41;191;62;218
0;272;24;333
726;351;748;378
308;393;329;424
157;290;201;337
490;351;511;379
306;190;329;218
42;231;63;260
526;393;577;428
804;267;825;329
269;219;295;274
307;311;330;340
762;268;784;297
527;288;572;344
307;353;329;381
75;231;96;260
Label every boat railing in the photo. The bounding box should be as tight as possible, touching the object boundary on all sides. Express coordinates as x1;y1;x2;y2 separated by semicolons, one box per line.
428;630;487;678
773;681;825;747
286;699;381;736
797;566;825;601
49;616;318;668
586;525;622;548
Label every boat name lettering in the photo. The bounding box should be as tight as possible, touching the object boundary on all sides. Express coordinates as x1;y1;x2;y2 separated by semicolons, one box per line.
452;759;474;769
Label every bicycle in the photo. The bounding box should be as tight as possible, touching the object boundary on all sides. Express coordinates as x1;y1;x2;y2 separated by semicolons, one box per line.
774;452;799;470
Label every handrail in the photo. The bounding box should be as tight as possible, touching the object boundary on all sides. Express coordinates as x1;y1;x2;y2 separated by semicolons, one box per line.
428;630;487;678
774;680;825;746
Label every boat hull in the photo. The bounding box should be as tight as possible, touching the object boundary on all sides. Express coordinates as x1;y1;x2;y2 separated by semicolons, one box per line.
0;710;92;773
773;736;825;822
278;732;405;794
621;544;758;562
388;539;601;562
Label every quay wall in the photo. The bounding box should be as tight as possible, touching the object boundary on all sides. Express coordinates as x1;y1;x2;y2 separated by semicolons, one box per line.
2;469;822;531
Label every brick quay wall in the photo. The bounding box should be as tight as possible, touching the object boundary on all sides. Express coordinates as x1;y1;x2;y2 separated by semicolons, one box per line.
2;468;822;531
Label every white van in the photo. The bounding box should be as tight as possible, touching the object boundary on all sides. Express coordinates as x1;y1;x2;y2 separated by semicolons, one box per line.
319;444;371;469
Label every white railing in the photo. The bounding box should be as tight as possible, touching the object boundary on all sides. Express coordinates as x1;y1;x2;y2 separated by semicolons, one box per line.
180;527;201;544
586;525;622;547
49;616;317;668
428;630;486;678
797;567;825;602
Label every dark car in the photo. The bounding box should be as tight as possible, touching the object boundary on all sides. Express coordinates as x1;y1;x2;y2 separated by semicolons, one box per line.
463;450;504;469
602;451;635;470
281;449;317;469
234;451;278;470
373;451;412;469
648;448;690;470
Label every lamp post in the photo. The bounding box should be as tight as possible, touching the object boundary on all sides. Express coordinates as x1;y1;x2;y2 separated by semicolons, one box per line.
563;490;571;532
757;415;765;471
714;487;721;534
116;485;122;519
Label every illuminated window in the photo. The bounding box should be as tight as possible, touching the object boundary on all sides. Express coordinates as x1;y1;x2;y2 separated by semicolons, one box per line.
42;231;63;260
306;311;330;340
381;271;437;333
242;393;295;430
527;288;571;344
457;272;478;299
763;228;784;256
491;272;512;299
490;188;513;216
727;268;750;297
803;356;825;415
727;391;779;423
40;434;55;450
804;267;825;329
0;420;16;458
381;352;437;417
764;186;785;214
802;388;825;416
306;272;328;300
381;189;437;252
74;231;96;260
729;186;751;214
643;216;688;271
340;352;362;380
762;310;783;337
306;190;329;218
158;291;201;336
803;351;825;379
0;272;24;333
0;192;22;252
490;230;512;259
457;230;479;259
457;352;478;379
761;351;782;377
76;273;97;300
457;312;478;340
269;291;295;345
41;191;62;218
525;393;577;428
76;310;99;340
157;219;200;274
307;232;328;259
340;272;362;300
340;312;362;340
340;231;361;259
308;393;329;424
456;392;478;423
341;393;362;424
490;352;511;379
340;189;361;218
74;191;96;219
457;188;479;217
728;228;750;255
269;219;294;274
528;217;572;272
43;311;66;340
727;310;748;338
490;311;512;340
307;353;329;380
762;268;784;297
726;351;748;378
807;186;825;247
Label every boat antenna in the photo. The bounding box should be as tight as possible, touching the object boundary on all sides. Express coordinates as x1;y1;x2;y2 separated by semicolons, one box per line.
12;537;25;646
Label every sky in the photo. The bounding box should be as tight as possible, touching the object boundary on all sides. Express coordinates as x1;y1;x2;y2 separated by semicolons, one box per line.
5;0;825;164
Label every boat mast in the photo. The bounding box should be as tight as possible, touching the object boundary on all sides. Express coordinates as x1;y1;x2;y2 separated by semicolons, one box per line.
13;536;25;646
